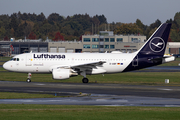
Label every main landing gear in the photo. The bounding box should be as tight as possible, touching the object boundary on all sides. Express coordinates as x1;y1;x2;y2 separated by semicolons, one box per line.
82;78;89;83
26;73;31;83
80;70;89;83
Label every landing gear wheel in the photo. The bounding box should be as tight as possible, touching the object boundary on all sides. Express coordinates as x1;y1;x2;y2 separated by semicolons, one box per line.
26;78;31;83
82;78;89;83
27;73;32;83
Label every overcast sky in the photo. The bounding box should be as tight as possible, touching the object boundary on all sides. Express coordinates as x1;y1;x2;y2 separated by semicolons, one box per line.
0;0;179;25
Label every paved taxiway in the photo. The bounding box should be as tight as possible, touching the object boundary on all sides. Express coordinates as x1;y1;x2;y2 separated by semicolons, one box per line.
0;81;180;106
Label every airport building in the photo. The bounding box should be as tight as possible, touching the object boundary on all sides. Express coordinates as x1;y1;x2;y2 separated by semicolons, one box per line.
167;42;180;55
1;30;180;56
49;31;146;53
0;41;48;56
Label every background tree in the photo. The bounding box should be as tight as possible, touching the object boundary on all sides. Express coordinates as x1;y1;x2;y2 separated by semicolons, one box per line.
9;16;18;32
170;12;180;42
0;27;6;39
24;22;33;37
28;31;36;39
37;12;46;22
47;13;64;25
95;14;107;24
53;31;64;41
0;11;180;42
114;23;143;35
174;12;180;27
4;36;9;41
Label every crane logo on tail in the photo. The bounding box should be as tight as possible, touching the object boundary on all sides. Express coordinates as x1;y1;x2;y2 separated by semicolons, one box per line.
149;37;165;52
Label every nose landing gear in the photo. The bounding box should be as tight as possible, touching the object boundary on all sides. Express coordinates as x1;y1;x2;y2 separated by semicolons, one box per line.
26;73;31;83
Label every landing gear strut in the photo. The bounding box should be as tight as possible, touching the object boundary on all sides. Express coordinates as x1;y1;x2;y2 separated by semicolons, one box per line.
82;78;89;83
80;70;89;83
27;73;31;83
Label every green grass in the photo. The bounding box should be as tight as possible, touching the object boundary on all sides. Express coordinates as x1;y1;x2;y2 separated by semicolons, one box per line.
0;57;11;61
159;57;180;66
0;71;180;85
0;92;59;99
0;57;11;65
0;105;180;120
0;67;6;71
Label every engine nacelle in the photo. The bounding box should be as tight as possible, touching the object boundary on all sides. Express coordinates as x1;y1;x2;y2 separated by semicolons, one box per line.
52;69;70;80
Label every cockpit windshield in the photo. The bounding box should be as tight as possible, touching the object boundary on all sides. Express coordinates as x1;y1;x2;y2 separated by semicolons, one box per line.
10;58;19;61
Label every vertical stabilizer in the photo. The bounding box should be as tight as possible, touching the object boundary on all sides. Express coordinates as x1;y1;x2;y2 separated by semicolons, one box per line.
138;23;171;56
123;23;172;72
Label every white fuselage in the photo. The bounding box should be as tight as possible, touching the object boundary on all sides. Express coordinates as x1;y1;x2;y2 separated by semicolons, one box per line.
3;52;135;74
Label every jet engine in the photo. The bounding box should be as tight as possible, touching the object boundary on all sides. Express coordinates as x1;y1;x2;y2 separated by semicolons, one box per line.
52;68;77;80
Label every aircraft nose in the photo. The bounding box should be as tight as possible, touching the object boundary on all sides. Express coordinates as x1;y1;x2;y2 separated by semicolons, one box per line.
3;62;9;71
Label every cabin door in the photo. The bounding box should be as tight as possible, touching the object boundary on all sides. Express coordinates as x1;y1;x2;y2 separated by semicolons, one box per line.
26;54;32;66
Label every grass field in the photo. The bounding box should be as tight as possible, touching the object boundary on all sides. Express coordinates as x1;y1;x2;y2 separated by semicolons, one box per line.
0;71;180;85
0;57;11;65
0;92;60;99
0;105;180;120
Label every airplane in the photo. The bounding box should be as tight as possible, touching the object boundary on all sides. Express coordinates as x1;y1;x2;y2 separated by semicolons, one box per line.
3;23;175;83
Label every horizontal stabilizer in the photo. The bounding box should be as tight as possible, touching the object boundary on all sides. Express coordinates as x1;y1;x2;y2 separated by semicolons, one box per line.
150;56;175;63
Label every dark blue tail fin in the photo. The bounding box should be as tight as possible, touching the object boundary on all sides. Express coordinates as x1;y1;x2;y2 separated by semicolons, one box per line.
123;23;172;72
138;23;171;56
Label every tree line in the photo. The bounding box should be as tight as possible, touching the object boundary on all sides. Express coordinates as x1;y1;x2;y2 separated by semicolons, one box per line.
0;11;180;42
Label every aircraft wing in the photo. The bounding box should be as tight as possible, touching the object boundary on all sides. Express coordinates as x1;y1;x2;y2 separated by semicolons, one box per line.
50;61;106;72
70;61;106;69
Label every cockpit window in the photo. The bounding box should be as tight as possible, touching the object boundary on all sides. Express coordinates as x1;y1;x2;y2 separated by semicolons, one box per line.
10;58;20;61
